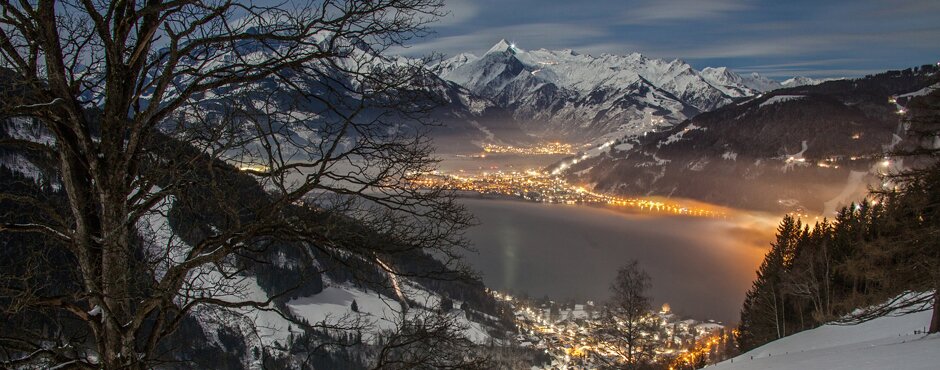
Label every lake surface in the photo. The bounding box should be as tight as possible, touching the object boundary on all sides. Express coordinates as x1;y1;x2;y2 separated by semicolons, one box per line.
459;198;776;324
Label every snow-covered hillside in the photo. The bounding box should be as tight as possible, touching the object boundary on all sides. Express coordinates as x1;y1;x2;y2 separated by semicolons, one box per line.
711;301;938;370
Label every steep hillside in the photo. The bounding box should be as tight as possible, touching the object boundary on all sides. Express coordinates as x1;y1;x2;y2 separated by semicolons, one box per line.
0;118;513;369
559;65;940;213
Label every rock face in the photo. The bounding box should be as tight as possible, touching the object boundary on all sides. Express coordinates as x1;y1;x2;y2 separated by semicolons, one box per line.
559;66;940;212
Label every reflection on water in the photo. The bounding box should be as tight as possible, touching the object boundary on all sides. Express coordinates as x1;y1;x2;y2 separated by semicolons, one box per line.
460;198;776;324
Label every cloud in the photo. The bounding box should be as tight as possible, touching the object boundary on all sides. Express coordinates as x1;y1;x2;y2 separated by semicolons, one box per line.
623;0;751;24
392;23;606;57
636;27;940;60
384;0;938;79
432;0;480;27
860;0;940;17
738;59;867;70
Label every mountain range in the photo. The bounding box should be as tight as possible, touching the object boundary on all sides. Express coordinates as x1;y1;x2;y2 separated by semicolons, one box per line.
430;39;832;143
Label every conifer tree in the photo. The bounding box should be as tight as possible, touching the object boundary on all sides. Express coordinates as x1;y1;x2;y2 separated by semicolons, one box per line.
843;89;940;332
738;215;801;350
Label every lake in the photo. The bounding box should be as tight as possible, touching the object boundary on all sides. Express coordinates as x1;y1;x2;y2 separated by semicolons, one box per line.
459;198;777;324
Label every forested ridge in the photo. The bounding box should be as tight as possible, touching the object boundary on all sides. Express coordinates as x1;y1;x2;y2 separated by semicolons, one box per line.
737;88;940;351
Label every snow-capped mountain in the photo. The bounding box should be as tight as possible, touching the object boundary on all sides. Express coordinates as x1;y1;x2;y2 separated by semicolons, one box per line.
438;41;686;139
433;40;823;142
699;67;763;97
699;69;839;93
173;36;837;149
781;76;843;87
698;67;822;94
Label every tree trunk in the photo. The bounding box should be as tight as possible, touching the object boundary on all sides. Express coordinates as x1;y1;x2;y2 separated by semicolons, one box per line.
930;289;940;334
772;287;781;339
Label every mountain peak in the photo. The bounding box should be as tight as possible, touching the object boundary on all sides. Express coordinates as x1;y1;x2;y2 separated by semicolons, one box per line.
486;39;517;55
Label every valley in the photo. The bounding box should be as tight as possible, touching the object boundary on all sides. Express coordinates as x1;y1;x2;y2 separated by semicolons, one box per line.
1;1;938;368
427;147;776;323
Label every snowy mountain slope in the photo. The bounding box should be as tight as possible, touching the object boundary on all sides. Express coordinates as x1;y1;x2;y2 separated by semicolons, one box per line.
739;72;784;91
711;297;938;370
67;29;521;155
782;76;843;88
0;113;513;368
438;40;721;139
435;40;835;143
134;151;507;366
701;70;835;92
559;66;939;212
433;52;479;76
700;67;762;97
141;33;843;150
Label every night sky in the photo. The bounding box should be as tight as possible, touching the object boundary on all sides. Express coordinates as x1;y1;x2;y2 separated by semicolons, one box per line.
394;0;940;79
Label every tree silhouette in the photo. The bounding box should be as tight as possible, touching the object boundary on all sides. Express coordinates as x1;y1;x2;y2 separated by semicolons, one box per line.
0;0;486;368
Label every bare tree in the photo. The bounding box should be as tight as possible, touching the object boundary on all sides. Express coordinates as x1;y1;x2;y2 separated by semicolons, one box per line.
596;260;662;366
0;0;483;368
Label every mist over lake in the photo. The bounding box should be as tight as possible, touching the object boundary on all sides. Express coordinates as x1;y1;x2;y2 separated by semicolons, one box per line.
460;198;776;324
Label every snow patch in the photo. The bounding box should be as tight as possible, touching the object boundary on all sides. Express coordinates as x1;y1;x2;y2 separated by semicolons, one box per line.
0;153;59;190
760;95;805;108
899;82;940;99
660;123;701;146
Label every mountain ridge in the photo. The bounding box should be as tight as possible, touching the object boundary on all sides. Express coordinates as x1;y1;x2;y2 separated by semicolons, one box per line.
556;65;940;212
432;40;829;141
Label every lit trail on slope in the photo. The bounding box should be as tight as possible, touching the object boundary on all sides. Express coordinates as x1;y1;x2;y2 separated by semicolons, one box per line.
375;257;409;315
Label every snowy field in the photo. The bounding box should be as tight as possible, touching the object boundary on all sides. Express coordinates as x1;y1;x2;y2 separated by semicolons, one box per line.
710;304;938;370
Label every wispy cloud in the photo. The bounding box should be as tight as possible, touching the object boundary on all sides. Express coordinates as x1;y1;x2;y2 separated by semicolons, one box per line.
738;59;867;70
389;0;938;78
637;27;940;59
623;0;751;24
433;0;480;27
393;23;606;56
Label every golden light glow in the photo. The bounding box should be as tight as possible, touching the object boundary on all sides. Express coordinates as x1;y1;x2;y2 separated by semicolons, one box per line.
408;170;726;218
236;164;270;173
482;142;575;155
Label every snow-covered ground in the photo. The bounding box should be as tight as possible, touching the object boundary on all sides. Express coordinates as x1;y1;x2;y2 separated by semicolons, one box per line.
287;282;492;344
709;306;938;370
135;196;495;367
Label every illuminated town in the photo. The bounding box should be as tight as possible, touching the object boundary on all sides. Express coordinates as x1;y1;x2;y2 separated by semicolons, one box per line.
410;168;726;218
490;290;732;369
482;142;576;155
